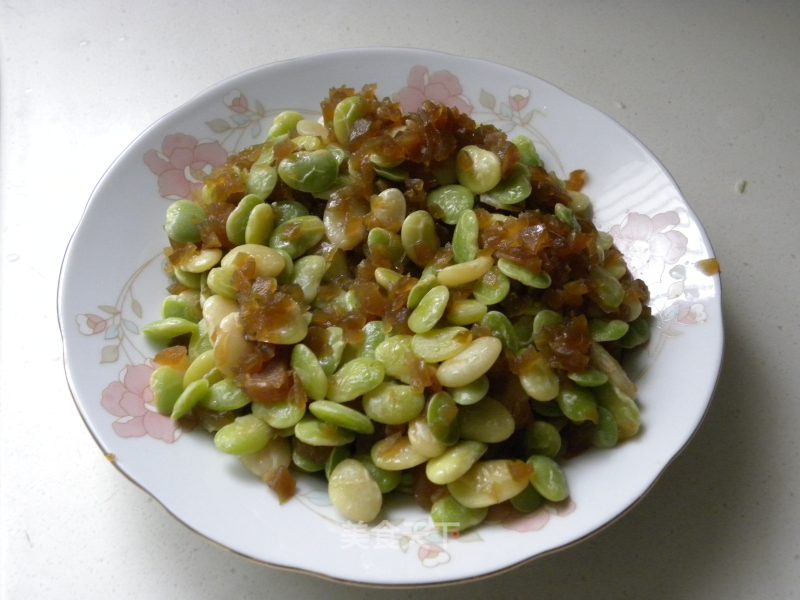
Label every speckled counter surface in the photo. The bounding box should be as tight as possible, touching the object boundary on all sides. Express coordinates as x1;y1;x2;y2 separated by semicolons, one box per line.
1;1;798;598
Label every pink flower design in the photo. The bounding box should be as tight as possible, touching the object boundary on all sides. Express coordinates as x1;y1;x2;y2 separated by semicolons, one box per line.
662;300;707;325
143;134;228;200
677;302;707;324
508;86;531;112
395;66;473;115
501;508;551;532
76;313;108;335
609;211;688;282
101;364;179;443
554;498;576;516
417;543;450;567
499;499;577;532
223;89;249;114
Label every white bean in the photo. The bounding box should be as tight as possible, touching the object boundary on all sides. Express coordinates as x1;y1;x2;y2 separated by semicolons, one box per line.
220;243;285;278
436;255;494;287
458;398;515;443
436;336;503;387
370;434;428;471
328;459;383;522
447;459;533;508
239;437;291;480
181;248;223;273
202;295;238;342
407;416;447;458
425;441;487;485
213;312;250;377
295;119;328;138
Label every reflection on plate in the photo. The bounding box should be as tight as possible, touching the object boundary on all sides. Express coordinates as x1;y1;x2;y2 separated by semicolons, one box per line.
58;48;722;586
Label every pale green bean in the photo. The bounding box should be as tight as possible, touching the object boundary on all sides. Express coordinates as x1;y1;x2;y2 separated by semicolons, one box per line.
246;164;278;200
592;405;619;448
619;317;651;349
556;383;599;424
481;311;521;352
308;400;374;435
272;199;309;224
214;414;273;455
317;326;346;376
142;317;198;345
226;194;263;246
374;335;419;385
446;298;488;325
436;336;502;388
173;268;201;290
567;368;609;387
202;378;251;412
356;455;402;494
220;244;285;279
408;285;449;334
472;267;510;305
165;199;205;243
359;321;387;359
447;459;532;508
400;210;440;267
512;135;542;168
251;397;306;429
431;495;488;533
369;188;406;232
527;455;569;502
328;458;383;522
426;391;460;445
521;421;562;458
267;110;304;138
367;227;405;267
244;202;275;245
327;357;385;403
497;257;551;289
162;290;202;323
458;397;515;443
452;209;479;263
324;445;351;480
150;366;184;415
426;184;474;224
290;343;328;401
480;164;531;208
407;274;437;310
290;255;326;303
407;416;448;458
294;418;355;446
170;378;209;420
449;375;490;406
456;145;502;194
436;256;493;288
370;435;427;471
332;96;365;145
277;149;339;194
205;267;237;299
373;266;403;290
425;440;488;484
362;382;424;425
590;319;630;342
595;382;640;439
411;327;472;363
269;215;325;259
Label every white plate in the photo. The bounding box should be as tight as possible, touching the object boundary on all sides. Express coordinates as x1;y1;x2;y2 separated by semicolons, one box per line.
58;48;723;586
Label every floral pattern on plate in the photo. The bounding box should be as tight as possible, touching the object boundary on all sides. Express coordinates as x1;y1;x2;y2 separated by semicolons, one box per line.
75;64;708;559
60;49;722;585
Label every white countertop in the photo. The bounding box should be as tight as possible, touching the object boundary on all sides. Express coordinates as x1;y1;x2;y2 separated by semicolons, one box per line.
2;1;799;598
